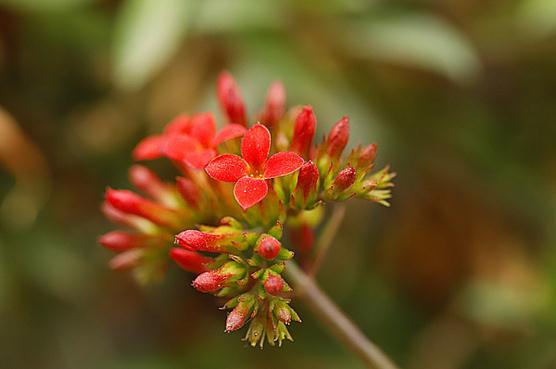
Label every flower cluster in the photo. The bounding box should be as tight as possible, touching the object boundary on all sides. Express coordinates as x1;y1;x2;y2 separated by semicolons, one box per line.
100;71;394;346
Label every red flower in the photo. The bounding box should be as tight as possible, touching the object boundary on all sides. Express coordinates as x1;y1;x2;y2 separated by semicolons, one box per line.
205;124;304;210
133;112;246;169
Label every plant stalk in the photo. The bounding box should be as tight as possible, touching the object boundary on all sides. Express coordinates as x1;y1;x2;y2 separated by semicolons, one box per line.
285;261;401;369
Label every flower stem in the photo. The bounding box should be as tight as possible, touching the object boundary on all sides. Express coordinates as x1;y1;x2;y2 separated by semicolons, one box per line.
310;204;346;275
285;261;401;369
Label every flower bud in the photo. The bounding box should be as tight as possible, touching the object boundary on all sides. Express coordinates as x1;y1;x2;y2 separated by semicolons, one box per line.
192;261;246;293
358;143;377;168
176;177;200;209
294;161;319;206
333;166;356;192
170;248;212;274
217;71;247;126
326;116;349;158
106;188;180;229
264;274;285;295
175;229;250;253
291;106;316;158
129;165;175;206
259;81;286;126
255;235;281;260
225;294;255;332
108;249;144;270
101;202;157;234
99;231;146;251
132;135;164;161
289;223;315;256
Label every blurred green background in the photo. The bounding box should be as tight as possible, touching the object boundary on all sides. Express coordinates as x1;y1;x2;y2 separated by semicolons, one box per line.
1;0;556;368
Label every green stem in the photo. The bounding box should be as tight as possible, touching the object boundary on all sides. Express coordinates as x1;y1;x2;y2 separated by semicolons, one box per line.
285;261;400;369
310;204;346;275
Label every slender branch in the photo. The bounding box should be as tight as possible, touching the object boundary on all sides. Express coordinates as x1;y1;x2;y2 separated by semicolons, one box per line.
285;261;401;369
310;204;346;275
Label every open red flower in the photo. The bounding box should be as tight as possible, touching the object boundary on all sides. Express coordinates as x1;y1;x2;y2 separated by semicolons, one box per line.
133;112;246;169
205;124;304;209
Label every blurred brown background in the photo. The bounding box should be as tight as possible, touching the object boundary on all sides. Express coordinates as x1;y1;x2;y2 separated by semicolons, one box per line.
1;0;556;368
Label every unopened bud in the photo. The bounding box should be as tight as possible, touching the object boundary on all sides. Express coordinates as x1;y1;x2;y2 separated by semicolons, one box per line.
291;106;316;158
132;135;164;161
255;235;281;260
333;166;356;192
225;294;255;332
264;274;285;295
326;116;349;158
170;248;212;274
260;81;286;126
105;188;180;228
175;229;250;253
129;165;176;207
108;249;144;270
295;161;319;201
192;261;246;293
176;177;200;208
358;143;377;168
99;231;146;251
217;71;247;126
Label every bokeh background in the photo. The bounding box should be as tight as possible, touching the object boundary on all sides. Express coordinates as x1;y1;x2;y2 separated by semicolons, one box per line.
1;0;556;368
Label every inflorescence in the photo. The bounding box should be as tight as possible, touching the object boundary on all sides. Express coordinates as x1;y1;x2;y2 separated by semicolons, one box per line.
99;71;394;347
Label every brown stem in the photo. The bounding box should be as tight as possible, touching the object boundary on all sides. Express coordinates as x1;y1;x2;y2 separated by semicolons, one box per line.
309;204;346;275
285;261;401;369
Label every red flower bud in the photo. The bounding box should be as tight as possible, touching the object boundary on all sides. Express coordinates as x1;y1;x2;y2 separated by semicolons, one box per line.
170;248;212;274
217;71;247;126
99;231;146;251
295;161;319;200
358;144;377;168
175;229;250;253
333;166;356;191
291;106;316;158
326;116;349;158
192;262;245;293
176;177;200;208
105;188;179;228
289;223;315;256
226;295;255;332
255;235;281;260
129;165;169;201
109;249;144;270
264;274;285;295
260;81;286;126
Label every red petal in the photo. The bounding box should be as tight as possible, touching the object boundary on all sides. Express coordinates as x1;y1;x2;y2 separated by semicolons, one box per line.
213;124;246;146
263;151;304;179
233;177;268;210
182;149;216;169
132;135;165;161
164;114;191;135
241;123;270;168
205;154;248;182
170;248;212;274
162;134;200;161
189;112;216;148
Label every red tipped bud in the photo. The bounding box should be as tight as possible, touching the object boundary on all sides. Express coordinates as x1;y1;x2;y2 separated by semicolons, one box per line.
129;165;172;203
217;71;247;126
326;116;349;158
175;229;250;253
176;177;200;208
255;235;281;260
333;166;356;191
358;144;377;168
192;261;246;293
105;188;180;228
132;135;164;161
291;106;316;158
295;161;319;200
170;248;212;274
264;274;285;295
99;231;146;251
260;81;286;126
226;294;255;332
289;223;315;256
109;249;144;270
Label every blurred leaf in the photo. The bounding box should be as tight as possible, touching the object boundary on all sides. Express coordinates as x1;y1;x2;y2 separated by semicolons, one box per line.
517;0;556;37
193;0;283;33
0;0;91;11
346;15;480;84
113;0;189;91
